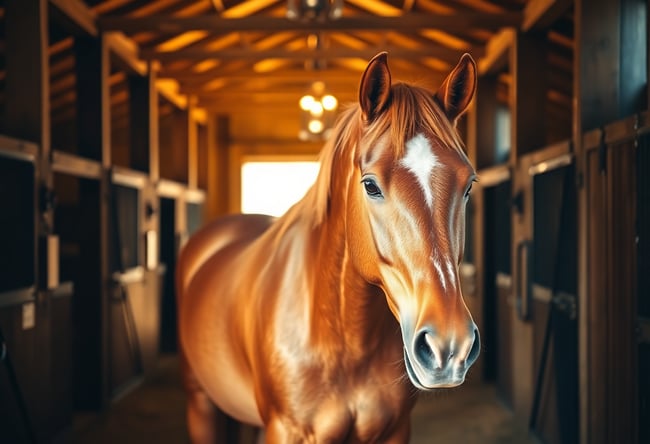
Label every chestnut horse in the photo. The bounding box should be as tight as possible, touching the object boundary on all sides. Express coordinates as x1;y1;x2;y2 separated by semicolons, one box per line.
177;52;479;443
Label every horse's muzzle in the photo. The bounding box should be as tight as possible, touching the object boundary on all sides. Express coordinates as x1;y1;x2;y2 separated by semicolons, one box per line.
404;324;480;389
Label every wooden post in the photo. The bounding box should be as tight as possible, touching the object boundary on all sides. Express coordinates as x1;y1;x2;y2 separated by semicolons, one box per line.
74;33;112;409
3;0;53;439
508;30;547;420
188;97;199;190
205;114;231;221
471;74;499;170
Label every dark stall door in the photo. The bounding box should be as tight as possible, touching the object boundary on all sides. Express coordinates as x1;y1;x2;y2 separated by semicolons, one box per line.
529;162;578;444
160;197;177;352
482;179;513;407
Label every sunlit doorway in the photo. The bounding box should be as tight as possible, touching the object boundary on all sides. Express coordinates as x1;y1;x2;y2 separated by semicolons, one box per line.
241;158;320;217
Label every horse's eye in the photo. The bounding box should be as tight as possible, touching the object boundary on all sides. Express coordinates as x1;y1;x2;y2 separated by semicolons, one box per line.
363;179;383;198
464;183;473;198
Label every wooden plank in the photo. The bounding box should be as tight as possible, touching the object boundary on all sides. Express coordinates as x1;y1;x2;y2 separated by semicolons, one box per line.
75;36;111;164
108;33;147;76
578;0;622;132
160;67;426;85
99;12;522;34
606;141;638;443
205;115;229;220
49;0;98;36
522;0;573;31
187;97;198;189
510;31;548;157
3;0;50;151
478;28;515;75
141;45;484;63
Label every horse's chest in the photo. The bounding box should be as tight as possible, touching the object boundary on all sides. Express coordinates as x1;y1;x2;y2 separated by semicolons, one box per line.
289;381;412;443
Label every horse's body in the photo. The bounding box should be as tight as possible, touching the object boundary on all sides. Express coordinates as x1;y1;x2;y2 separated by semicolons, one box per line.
178;53;480;443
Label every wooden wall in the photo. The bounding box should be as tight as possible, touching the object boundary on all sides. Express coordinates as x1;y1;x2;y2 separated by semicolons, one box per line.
0;1;206;442
464;1;649;443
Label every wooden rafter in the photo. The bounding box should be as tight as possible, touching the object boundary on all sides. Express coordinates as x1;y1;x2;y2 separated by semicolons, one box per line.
141;45;484;64
98;12;522;34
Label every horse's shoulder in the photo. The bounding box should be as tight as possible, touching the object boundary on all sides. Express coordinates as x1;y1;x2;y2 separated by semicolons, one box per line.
178;213;275;292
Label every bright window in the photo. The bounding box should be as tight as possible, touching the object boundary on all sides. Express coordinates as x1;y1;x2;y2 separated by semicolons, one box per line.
241;161;320;217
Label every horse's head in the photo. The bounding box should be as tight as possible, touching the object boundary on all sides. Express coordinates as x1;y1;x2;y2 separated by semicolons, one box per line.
347;53;479;389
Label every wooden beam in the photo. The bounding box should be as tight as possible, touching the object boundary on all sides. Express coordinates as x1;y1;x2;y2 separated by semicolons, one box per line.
522;0;573;31
49;0;98;36
160;66;432;88
99;12;522;34
107;32;147;75
478;27;515;75
49;0;208;119
141;45;484;63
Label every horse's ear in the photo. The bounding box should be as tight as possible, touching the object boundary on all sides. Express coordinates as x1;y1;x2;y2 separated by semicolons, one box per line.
359;52;391;123
434;53;477;123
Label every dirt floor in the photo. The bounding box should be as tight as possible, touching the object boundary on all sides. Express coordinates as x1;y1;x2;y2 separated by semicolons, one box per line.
68;355;536;444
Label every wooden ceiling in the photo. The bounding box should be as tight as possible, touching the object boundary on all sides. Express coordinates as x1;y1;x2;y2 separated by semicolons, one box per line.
95;0;572;111
93;0;531;114
3;0;574;143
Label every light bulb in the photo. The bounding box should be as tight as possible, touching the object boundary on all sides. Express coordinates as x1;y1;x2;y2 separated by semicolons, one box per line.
322;94;338;111
299;95;315;111
308;119;324;134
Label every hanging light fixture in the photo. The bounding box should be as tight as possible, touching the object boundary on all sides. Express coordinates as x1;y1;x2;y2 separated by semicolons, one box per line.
299;81;338;141
286;0;343;20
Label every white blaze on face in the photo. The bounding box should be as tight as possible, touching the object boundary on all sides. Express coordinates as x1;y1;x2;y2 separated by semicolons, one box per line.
400;133;439;209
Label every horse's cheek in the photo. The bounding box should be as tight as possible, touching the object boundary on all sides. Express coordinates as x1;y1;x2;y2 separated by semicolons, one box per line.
348;204;381;283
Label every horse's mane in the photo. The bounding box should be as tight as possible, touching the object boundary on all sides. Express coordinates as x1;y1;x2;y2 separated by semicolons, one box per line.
276;81;467;233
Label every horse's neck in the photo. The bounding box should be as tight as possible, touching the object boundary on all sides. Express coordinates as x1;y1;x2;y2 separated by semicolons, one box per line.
309;217;396;360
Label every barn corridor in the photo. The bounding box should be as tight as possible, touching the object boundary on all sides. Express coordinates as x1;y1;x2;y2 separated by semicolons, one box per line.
69;355;532;444
1;1;648;443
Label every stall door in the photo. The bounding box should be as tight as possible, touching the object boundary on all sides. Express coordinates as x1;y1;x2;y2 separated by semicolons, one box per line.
53;172;103;411
584;127;643;442
529;158;578;444
159;197;177;352
481;176;513;406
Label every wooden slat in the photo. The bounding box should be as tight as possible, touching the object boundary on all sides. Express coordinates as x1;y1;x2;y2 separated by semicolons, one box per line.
99;12;522;34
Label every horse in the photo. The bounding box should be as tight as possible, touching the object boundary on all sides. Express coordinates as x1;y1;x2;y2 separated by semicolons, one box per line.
177;52;480;443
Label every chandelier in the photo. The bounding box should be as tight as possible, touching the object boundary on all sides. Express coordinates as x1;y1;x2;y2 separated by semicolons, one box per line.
286;0;343;20
298;81;338;141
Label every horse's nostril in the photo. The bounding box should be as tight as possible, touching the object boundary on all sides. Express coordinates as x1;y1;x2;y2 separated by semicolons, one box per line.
414;330;433;367
466;327;480;366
